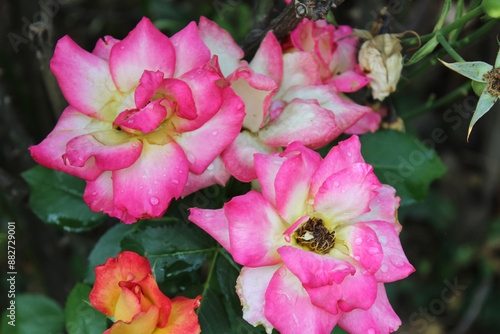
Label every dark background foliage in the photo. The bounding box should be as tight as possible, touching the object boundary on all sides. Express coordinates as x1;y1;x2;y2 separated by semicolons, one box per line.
1;0;500;333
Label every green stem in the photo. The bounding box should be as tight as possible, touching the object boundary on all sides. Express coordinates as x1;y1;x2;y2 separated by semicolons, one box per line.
200;249;219;302
402;82;471;120
448;0;465;42
436;33;466;62
402;6;485;46
404;19;498;81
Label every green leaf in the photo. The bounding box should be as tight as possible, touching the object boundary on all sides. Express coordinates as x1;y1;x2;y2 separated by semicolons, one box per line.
21;165;105;232
405;35;439;66
1;294;64;334
65;283;107;334
198;288;233;334
440;60;492;82
360;130;447;206
85;219;216;294
468;92;498;140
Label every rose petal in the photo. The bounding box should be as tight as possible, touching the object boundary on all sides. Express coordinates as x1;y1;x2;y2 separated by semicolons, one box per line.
92;36;121;60
113;99;168;134
250;31;283;88
134;70;165;109
225;191;287;266
181;156;231;197
170;21;211;77
108;306;159;334
254;152;286;209
265;265;341;334
188;208;230;251
341;223;383;274
109;17;175;92
274;52;321;99
344;110;382;135
157;296;201;334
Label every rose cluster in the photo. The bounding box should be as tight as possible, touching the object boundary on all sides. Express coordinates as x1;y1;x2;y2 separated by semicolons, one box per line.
31;16;411;334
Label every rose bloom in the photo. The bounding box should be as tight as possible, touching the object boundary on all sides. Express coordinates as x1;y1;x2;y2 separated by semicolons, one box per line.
90;251;201;334
198;18;373;182
29;17;245;223
190;136;414;334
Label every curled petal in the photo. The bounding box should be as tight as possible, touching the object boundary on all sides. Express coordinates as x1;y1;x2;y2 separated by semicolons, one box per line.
158;78;197;120
254;152;286;208
338;283;402;334
113;99;168;134
265;265;341;334
327;69;371;93
64;132;142;170
29;107;104;181
221;131;278;182
110;17;175;92
344;110;382;135
225;191;288;267
157;296;202;334
352;185;401;230
90;251;152;315
134;70;165;109
175;88;245;174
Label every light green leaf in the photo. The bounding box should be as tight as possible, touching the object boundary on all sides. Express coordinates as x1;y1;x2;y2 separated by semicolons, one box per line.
440;60;493;82
360;130;447;206
65;283;107;334
21;165;105;232
405;36;439;66
468;92;498;139
1;294;64;334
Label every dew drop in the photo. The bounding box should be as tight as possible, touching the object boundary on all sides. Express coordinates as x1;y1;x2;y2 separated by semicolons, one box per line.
333;181;340;187
171;179;179;185
142;175;147;179
273;160;282;165
207;163;214;171
379;235;388;246
285;235;291;243
120;46;125;50
204;212;215;218
354;237;363;245
368;247;379;255
347;152;352;157
149;196;159;205
354;256;361;261
128;119;135;124
178;169;184;174
92;192;97;196
381;263;388;272
391;257;404;267
212;130;218;136
367;328;376;334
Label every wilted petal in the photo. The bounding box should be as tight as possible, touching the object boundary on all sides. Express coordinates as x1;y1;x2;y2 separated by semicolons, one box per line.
236;265;281;332
225;191;287;267
265;265;341;334
338;283;401;334
109;17;175;92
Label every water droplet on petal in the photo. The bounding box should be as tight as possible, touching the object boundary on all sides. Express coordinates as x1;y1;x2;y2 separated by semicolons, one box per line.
212;130;218;136
368;247;379;255
347;152;352;157
333;181;340;187
92;192;97;196
178;169;184;174
204;212;215;218
120;46;125;50
171;179;179;185
354;256;361;261
149;196;159;205
381;263;388;272
207;163;214;171
273;160;282;166
391;257;404;267
354;237;363;245
367;328;375;334
379;235;388;246
285;235;291;243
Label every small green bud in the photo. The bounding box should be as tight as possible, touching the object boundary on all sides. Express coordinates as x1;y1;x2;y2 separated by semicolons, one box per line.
483;0;500;18
472;80;487;96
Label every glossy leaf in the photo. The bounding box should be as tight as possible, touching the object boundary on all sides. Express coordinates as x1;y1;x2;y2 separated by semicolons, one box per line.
21;165;105;232
360;130;447;206
65;283;107;334
1;294;64;334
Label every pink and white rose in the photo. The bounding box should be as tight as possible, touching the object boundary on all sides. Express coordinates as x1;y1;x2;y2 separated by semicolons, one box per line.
189;135;414;334
29;17;245;223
